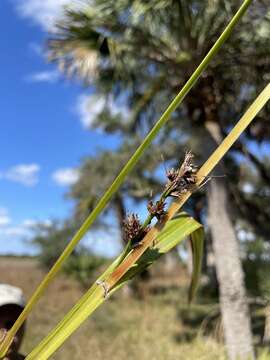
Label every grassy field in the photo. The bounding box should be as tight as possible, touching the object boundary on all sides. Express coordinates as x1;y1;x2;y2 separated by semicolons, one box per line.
0;257;268;359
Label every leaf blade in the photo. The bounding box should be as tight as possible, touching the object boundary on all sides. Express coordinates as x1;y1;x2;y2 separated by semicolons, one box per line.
188;227;204;303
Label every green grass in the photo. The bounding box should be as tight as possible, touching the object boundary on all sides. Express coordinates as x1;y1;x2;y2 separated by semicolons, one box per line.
1;257;270;359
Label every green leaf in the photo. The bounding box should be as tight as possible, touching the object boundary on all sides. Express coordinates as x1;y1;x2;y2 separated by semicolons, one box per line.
26;213;203;360
156;213;201;253
111;213;203;292
188;227;204;303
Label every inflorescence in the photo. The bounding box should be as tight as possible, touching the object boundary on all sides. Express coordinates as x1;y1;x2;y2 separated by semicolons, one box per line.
123;151;198;248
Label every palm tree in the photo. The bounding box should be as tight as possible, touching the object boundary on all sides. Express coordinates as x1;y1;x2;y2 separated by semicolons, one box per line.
47;1;270;358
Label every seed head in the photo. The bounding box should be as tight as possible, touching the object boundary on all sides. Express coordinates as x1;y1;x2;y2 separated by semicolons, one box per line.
147;200;166;219
123;214;142;242
166;168;178;182
166;151;198;197
179;150;197;177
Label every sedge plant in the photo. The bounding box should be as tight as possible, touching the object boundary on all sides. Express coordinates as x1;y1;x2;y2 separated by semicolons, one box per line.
0;0;259;357
24;83;270;359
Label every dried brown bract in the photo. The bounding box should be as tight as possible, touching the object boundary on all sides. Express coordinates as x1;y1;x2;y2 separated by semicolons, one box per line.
166;151;198;197
179;150;196;175
166;168;178;182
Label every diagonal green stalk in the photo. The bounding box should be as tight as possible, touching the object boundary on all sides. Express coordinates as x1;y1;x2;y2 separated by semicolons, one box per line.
0;0;252;356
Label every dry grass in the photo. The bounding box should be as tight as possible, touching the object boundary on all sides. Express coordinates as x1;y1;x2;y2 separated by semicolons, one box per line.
0;257;267;360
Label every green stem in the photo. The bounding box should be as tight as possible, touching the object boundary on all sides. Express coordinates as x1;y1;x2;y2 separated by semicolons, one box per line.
139;188;170;236
141;213;154;229
0;0;252;356
116;239;133;263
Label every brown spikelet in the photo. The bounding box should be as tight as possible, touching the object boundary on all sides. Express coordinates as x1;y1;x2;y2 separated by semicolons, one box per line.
165;151;198;197
147;200;166;219
123;214;141;242
166;168;178;182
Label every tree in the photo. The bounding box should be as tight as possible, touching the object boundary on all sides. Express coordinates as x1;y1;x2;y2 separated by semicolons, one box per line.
47;1;270;358
30;220;108;288
31;220;76;268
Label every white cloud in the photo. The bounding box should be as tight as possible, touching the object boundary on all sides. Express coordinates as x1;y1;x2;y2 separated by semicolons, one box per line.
0;221;38;238
242;182;255;194
0;217;51;239
2;226;29;237
52;168;79;186
0;218;30;238
76;94;105;129
25;70;59;83
21;219;39;228
0;211;53;255
21;218;52;228
0;208;11;227
237;229;255;242
14;0;72;31
0;164;40;186
76;93;129;130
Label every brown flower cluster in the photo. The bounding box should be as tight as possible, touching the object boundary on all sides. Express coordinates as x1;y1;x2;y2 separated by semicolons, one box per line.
166;151;197;197
123;214;141;242
147;200;166;220
122;151;198;248
123;214;149;246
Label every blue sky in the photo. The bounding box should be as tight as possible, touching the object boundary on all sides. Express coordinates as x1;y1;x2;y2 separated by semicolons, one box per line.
0;0;122;256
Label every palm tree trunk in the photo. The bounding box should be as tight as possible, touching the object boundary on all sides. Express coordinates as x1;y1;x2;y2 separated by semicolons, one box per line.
205;120;254;360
